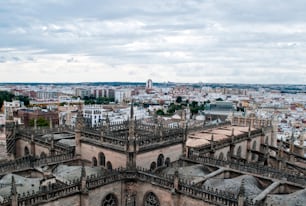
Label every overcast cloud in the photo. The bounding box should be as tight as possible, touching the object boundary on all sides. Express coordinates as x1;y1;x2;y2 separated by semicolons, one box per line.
0;0;306;84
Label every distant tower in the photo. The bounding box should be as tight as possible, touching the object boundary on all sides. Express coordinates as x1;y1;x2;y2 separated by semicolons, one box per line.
75;104;84;157
146;79;153;89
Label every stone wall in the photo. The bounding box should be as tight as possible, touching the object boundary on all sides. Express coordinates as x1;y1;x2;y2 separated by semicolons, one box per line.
81;142;126;168
136;181;176;206
15;139;49;157
179;194;217;206
88;181;123;205
136;143;183;169
214;146;230;160
135;181;222;206
39;194;80;206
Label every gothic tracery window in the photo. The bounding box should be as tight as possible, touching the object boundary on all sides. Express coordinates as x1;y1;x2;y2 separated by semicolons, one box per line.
165;157;170;167
236;146;242;158
157;154;164;167
106;161;112;170
92;157;97;166
265;136;269;145
144;192;160;206
252;141;257;160
40;152;46;158
102;193;118;206
99;152;105;166
150;162;156;171
24;146;29;156
218;152;224;160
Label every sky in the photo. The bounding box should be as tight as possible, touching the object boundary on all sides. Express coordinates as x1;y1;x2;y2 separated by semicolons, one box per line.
0;0;306;84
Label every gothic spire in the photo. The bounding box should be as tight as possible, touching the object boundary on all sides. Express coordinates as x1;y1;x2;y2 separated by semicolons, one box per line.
11;176;17;195
76;103;84;130
128;99;135;139
81;162;86;178
130;99;134;119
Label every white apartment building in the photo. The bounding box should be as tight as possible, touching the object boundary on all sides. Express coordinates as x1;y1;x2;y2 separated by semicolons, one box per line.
115;89;132;103
83;105;106;127
3;100;21;120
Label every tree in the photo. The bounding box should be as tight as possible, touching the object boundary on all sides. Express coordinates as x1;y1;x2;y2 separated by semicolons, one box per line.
0;91;15;109
167;103;182;114
29;117;49;127
191;101;198;107
176;96;182;103
204;100;210;104
16;95;30;106
156;109;165;116
167;103;176;114
190;107;199;115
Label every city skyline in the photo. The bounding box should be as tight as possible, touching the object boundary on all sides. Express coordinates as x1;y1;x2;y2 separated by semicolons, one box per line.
1;0;306;84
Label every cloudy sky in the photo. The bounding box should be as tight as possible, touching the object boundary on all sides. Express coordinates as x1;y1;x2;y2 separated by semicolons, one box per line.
0;0;305;84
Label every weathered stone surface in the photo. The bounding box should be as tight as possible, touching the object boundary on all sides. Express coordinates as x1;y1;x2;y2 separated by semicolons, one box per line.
265;189;306;206
203;174;263;198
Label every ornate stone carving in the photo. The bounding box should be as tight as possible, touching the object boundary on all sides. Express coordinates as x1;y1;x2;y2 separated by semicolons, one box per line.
144;192;160;206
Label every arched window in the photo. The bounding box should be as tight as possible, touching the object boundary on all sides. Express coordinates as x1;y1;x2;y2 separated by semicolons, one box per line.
252;141;257;150
150;162;156;171
165;157;170;167
252;141;257;160
92;157;97;166
101;193;118;206
40;152;46;158
226;151;231;160
144;192;160;206
24;146;30;156
236;146;242;158
218;152;224;160
106;161;112;170
265;136;269;145
99;152;105;166
157;154;164;167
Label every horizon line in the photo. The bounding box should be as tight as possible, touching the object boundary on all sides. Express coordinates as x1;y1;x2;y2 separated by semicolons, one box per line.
0;81;305;86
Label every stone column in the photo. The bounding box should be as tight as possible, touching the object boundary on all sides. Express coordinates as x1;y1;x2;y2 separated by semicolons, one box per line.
30;134;36;156
80;164;89;206
210;134;215;158
246;139;252;162
250;117;254;128
34;118;37;129
238;178;245;206
75;105;83;157
11;176;18;206
172;170;180;206
125;182;137;206
49;134;55;156
49;117;53;129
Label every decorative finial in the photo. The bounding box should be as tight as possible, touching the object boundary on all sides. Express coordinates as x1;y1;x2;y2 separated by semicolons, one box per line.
130;99;134;119
11;176;17;195
81;162;86;178
239;178;245;197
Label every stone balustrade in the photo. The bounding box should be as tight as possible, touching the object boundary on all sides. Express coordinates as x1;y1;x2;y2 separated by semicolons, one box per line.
185;155;306;185
2;163;292;206
0;152;74;176
193;128;264;155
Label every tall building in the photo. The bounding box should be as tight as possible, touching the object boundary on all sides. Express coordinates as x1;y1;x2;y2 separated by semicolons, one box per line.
115;89;132;103
146;79;153;89
75;88;91;98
